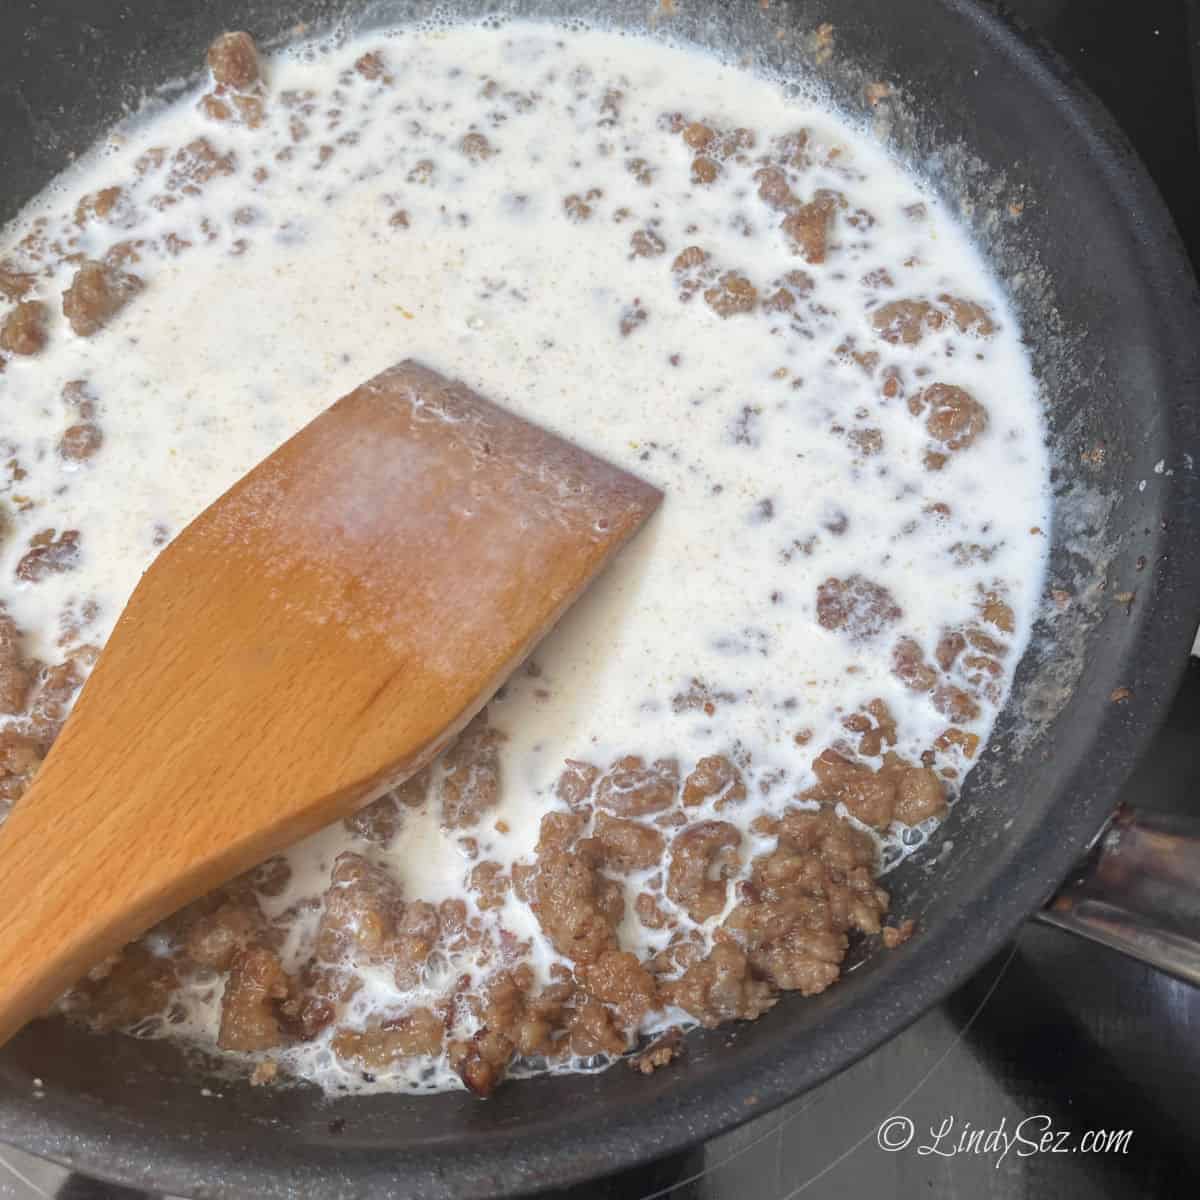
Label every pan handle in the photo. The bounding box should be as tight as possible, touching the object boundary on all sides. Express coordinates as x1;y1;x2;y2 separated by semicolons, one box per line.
1036;804;1200;985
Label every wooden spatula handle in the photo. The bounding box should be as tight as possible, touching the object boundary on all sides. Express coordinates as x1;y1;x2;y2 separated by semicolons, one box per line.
0;592;433;1046
0;736;342;1044
0;360;660;1047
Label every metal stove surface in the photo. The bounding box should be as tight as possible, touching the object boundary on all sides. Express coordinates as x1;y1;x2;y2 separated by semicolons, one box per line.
3;1;1198;1197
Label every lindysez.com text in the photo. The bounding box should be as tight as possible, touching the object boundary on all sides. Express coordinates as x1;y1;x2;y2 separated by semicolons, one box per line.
876;1115;1133;1167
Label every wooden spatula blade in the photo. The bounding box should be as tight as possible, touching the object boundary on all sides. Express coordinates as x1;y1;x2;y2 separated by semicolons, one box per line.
0;360;660;1046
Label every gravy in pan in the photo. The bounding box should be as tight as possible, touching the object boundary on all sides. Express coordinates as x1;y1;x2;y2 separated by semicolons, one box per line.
0;20;1049;1094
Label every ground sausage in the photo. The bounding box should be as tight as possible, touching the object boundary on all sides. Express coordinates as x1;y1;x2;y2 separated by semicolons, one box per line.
722;806;887;994
0;263;36;302
0;728;42;808
354;51;390;81
531;822;623;965
937;293;996;336
314;852;404;965
909;383;988;452
280;962;360;1041
459;131;497;161
870;298;945;345
595;755;679;816
450;1023;518;1096
704;271;757;318
566;995;628;1058
165;138;237;192
16;529;81;582
635;892;671;930
0;610;33;714
62;260;144;336
0;301;49;355
935;629;967;672
217;946;291;1051
74;186;125;227
333;1007;445;1069
440;710;503;829
932;683;982;723
344;792;403;845
58;423;104;463
770;128;810;168
754;166;795;210
628;1027;684;1074
782;190;840;263
593;810;665;872
843;698;897;758
661;942;776;1027
580;949;658;1025
816;575;902;639
682;755;747;809
390;899;440;990
681;121;715;149
691;155;721;185
468;860;510;910
556;759;599;809
185;900;267;971
27;651;93;744
810;749;896;829
631;228;666;257
666;820;741;922
207;32;261;90
67;945;178;1032
892;637;938;692
893;764;946;825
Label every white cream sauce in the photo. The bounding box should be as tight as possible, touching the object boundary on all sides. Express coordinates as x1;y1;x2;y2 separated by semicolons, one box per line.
0;19;1050;1093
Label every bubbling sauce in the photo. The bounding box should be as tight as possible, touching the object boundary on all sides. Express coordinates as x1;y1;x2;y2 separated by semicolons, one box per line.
0;19;1049;1095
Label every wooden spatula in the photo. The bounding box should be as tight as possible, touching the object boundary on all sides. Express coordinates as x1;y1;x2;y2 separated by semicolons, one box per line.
0;359;661;1047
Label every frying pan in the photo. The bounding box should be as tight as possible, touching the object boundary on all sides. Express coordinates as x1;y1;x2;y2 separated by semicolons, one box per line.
1;0;1199;1196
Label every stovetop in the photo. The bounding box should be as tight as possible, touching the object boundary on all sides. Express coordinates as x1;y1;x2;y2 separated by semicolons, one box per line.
3;1;1199;1197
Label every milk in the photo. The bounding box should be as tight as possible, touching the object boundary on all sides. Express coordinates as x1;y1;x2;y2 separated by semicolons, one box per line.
0;19;1050;1093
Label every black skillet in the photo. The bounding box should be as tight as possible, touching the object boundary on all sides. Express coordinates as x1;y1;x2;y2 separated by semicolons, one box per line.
1;1;1199;1196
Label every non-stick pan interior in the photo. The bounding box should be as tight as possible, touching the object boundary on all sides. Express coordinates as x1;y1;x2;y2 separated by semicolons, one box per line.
1;2;1198;1196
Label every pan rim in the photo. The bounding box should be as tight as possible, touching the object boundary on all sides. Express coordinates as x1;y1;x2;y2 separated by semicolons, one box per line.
2;0;1199;1194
